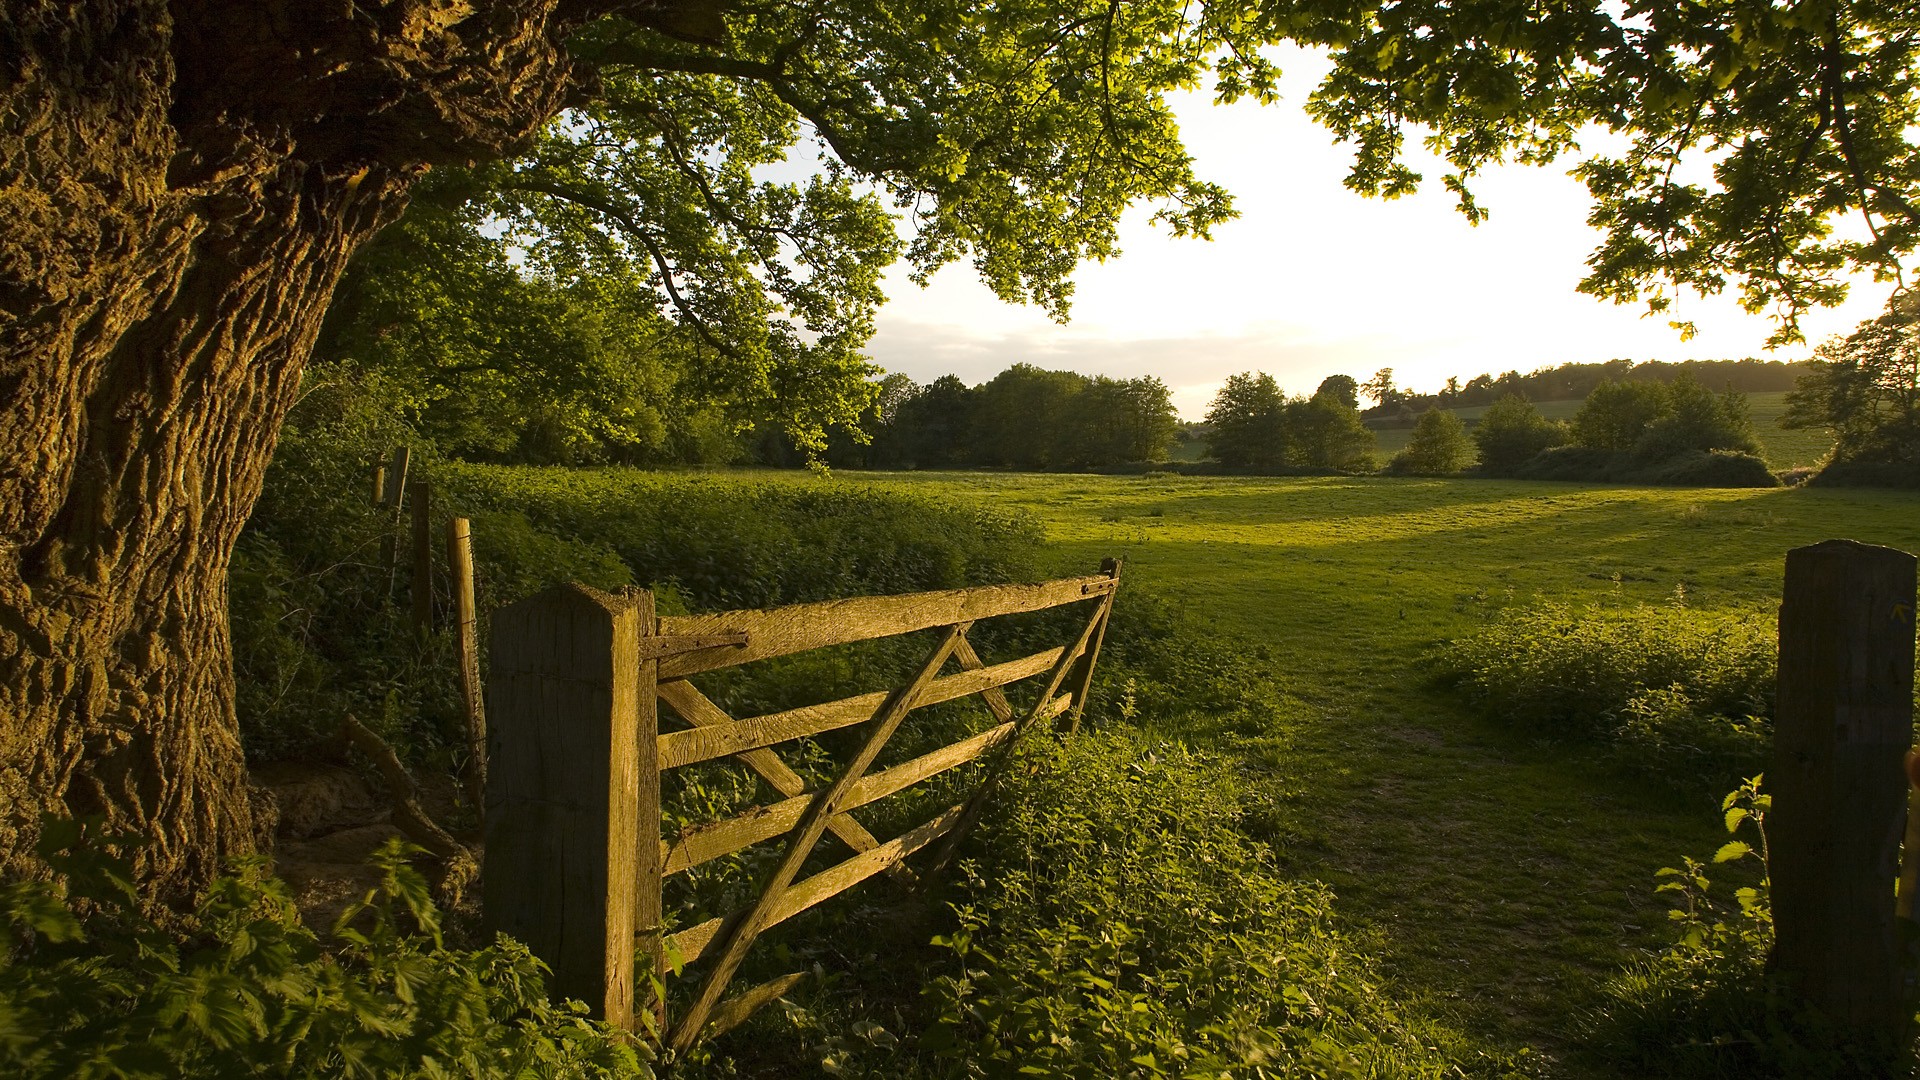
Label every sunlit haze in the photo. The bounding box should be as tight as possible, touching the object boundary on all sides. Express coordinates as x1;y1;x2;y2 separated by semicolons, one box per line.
863;47;1896;420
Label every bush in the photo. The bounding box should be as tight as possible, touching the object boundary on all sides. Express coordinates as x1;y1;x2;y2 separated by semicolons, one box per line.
0;822;646;1079
1808;457;1920;489
1638;450;1779;488
918;730;1481;1078
1473;394;1567;475
1442;601;1775;785
1510;445;1629;482
1389;408;1476;475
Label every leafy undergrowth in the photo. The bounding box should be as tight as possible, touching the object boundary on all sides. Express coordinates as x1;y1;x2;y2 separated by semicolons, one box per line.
1441;600;1775;789
918;729;1523;1079
1581;780;1914;1078
0;822;643;1079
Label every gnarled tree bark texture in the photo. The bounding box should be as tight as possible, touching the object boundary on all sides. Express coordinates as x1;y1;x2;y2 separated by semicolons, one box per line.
0;0;639;902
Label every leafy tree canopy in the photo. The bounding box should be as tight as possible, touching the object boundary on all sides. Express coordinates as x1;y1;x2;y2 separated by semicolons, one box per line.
1784;294;1920;464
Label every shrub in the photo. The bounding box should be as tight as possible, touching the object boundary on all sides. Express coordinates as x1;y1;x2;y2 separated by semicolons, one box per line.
0;822;646;1079
1511;445;1629;482
1389;408;1476;475
1442;601;1775;785
1638;450;1779;488
918;730;1478;1078
1473;393;1567;475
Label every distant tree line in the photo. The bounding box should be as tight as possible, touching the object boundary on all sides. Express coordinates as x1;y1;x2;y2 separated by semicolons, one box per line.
1394;371;1774;485
1358;357;1809;421
795;363;1182;470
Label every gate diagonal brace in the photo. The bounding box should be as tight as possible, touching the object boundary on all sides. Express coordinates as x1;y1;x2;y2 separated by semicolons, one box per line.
668;622;971;1050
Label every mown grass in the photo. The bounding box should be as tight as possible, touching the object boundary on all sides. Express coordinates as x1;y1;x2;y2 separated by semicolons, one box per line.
792;470;1920;1076
1365;391;1833;469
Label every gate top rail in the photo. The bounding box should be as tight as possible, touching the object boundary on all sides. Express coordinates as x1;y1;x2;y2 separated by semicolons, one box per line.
656;572;1117;677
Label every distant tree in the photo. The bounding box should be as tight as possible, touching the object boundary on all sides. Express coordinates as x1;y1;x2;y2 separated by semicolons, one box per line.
1391;408;1476;474
1572;380;1670;451
973;364;1086;467
894;374;977;468
1362;368;1397;408
1317;374;1360;409
1058;375;1180;464
1783;297;1920;465
1206;372;1289;468
1634;373;1762;460
1292;388;1377;468
1475;393;1567;474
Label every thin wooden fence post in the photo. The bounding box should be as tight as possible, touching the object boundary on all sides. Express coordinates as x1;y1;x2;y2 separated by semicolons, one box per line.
370;462;386;507
381;446;411;592
635;598;665;1041
410;480;434;635
484;584;644;1030
446;517;485;814
1770;539;1915;1043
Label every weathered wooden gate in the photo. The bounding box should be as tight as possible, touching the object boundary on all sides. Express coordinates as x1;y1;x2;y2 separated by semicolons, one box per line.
483;560;1120;1048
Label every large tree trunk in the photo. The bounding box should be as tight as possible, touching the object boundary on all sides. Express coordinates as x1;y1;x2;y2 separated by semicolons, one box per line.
0;0;582;903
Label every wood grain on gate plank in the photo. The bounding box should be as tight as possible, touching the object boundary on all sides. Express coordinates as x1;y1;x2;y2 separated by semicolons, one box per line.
668;801;969;967
663;694;1069;875
657;575;1113;677
655;679;889;859
658;646;1068;769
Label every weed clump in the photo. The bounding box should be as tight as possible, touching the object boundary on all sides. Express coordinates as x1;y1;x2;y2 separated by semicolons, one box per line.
0;821;645;1079
1442;601;1774;786
919;729;1491;1078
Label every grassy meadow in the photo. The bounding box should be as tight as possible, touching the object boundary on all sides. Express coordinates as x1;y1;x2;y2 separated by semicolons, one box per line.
793;470;1920;1074
1367;391;1835;469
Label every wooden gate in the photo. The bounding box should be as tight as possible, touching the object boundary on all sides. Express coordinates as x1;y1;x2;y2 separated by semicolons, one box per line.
482;560;1120;1048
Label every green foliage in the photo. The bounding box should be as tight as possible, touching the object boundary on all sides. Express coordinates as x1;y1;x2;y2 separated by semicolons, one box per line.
233;386;1046;764
1572;381;1671;452
1471;394;1566;476
1203;373;1376;471
1636;450;1779;489
1510;446;1780;488
1584;780;1906;1078
1635;376;1763;461
919;730;1486;1079
1443;600;1774;785
1787;296;1920;479
1204;372;1290;470
1282;0;1920;341
0;822;646;1079
1389;408;1476;475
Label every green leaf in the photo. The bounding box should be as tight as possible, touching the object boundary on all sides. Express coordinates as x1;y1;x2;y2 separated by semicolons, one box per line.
1713;841;1752;864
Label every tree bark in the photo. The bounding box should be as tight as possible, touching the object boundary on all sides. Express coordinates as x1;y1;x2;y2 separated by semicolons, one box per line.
0;0;588;903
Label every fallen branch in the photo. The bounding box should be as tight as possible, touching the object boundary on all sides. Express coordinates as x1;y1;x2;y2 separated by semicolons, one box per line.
338;715;479;903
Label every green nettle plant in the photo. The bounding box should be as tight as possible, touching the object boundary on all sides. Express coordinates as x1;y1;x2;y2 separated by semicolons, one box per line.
0;821;648;1080
1586;778;1911;1078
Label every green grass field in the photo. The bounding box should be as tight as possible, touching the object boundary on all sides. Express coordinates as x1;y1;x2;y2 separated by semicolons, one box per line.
1362;391;1834;469
809;470;1920;1074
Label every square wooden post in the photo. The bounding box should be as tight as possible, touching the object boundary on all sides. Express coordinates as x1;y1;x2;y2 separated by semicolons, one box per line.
484;583;648;1030
1770;539;1915;1042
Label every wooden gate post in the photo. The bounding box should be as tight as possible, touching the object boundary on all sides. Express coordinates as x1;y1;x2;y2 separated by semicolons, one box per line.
1770;539;1915;1040
445;517;485;814
484;584;652;1030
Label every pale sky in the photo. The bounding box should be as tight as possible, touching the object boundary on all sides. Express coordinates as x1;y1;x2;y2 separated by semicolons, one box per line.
862;47;1896;420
